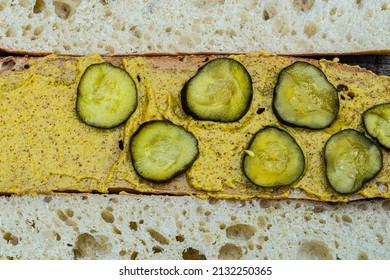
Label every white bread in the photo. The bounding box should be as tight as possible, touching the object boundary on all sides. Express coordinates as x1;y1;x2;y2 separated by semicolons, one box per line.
0;194;389;260
0;0;389;56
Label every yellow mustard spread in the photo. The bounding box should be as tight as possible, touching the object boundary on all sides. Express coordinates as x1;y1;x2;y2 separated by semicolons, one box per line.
0;53;389;201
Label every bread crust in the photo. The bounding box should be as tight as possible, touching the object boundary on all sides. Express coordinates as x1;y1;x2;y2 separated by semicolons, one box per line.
1;47;390;57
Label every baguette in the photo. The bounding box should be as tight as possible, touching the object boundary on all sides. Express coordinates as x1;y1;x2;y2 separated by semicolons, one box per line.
1;193;389;260
0;0;389;56
0;53;389;202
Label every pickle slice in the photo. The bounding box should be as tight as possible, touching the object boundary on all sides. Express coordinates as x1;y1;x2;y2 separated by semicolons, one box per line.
181;58;252;122
243;126;305;188
363;102;390;149
273;61;339;129
130;121;199;182
76;62;137;128
324;129;383;194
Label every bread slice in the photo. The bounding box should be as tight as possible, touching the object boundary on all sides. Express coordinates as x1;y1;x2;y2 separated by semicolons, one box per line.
0;53;389;201
0;0;389;56
0;193;389;260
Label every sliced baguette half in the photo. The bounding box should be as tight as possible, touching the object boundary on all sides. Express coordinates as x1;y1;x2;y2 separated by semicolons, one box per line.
0;53;389;202
0;0;389;56
0;193;389;260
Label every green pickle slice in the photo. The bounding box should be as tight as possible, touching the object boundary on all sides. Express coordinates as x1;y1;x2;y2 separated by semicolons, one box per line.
181;58;252;122
243;126;305;188
76;62;137;128
324;129;383;194
363;102;390;149
130;121;199;182
273;61;339;129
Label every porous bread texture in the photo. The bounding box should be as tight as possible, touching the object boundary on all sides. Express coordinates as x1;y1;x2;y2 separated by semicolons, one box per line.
0;194;389;260
0;0;389;55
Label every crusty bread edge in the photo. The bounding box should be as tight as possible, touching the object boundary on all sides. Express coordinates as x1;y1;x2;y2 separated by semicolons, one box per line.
1;47;390;57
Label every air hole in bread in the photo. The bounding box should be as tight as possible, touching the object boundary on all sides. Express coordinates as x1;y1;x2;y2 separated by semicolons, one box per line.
43;196;52;203
54;232;61;241
22;24;32;36
113;226;122;235
19;0;30;9
196;206;203;215
342;215;352;223
113;22;124;31
33;0;46;13
274;202;282;209
105;45;115;53
382;2;388;10
262;10;270;21
65;208;74;217
258;235;269;245
313;206;326;213
65;218;78;231
175;235;185;242
218;243;242;260
57;209;68;221
152;245;164;254
182;247;207;260
226;224;256;241
219;223;226;230
73;233;100;259
54;0;80;20
376;234;384;245
147;229;169;245
297;240;332;260
257;216;267;228
304;22;319;37
5;27;16;37
101;210;115;223
3;232;19;246
248;240;255;250
358;252;369;260
259;199;271;208
293;0;315;12
330;7;337;16
130;251;138;260
0;4;4;12
381;200;390;211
